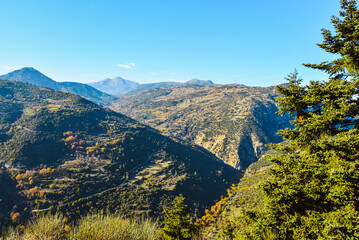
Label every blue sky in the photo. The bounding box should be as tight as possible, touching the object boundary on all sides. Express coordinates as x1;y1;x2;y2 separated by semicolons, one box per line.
0;0;340;86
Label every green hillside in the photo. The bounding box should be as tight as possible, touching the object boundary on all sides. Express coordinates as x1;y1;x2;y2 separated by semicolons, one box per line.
197;156;270;239
112;84;292;170
0;79;240;229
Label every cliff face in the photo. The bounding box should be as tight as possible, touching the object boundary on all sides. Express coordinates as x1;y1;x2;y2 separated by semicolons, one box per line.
112;84;292;169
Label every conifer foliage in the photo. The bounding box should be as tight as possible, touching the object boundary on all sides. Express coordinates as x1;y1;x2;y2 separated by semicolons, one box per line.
304;0;359;79
161;195;195;240
242;1;359;239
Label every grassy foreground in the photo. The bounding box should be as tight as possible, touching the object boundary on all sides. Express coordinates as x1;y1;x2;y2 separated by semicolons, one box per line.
0;213;160;240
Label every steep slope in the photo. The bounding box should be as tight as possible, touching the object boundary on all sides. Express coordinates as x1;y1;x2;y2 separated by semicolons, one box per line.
58;81;115;105
0;67;116;105
112;84;292;169
199;156;271;239
0;67;58;89
0;79;240;224
0;168;20;229
89;77;139;95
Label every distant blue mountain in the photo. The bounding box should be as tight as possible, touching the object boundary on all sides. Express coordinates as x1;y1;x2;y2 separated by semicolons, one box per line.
0;67;59;90
89;77;217;95
183;78;215;86
88;77;139;95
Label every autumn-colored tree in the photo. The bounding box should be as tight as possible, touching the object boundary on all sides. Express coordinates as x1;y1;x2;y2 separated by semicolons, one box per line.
10;212;21;222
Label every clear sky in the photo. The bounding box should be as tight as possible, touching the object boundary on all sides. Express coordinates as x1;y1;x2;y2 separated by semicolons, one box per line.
0;0;340;86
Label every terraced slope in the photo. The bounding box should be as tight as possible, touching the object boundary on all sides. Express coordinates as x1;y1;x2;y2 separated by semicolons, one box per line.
0;79;240;226
112;84;292;169
200;156;271;239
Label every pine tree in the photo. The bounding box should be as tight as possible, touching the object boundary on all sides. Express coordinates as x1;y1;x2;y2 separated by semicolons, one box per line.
161;195;195;240
304;0;359;79
241;1;359;239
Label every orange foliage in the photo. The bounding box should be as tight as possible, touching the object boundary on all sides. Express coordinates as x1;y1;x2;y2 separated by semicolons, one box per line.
63;131;74;137
15;170;36;181
197;183;240;226
24;186;45;198
39;167;54;175
297;115;304;123
62;131;85;150
86;146;100;155
64;224;71;232
64;135;78;143
10;212;21;222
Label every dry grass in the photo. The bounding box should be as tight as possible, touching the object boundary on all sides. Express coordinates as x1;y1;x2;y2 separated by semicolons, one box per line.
1;213;160;240
1;213;67;240
69;213;160;240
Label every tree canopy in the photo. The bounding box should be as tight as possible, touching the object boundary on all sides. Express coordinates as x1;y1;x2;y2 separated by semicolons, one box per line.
304;0;359;79
161;195;195;240
241;1;359;239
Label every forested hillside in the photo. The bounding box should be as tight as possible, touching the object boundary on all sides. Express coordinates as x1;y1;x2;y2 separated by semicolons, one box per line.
0;79;240;229
2;0;359;239
112;84;292;169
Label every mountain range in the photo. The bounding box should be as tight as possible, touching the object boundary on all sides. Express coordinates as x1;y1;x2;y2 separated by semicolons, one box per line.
0;67;219;99
88;77;140;95
111;84;292;169
0;67;292;231
89;77;216;95
0;67;117;105
0;79;240;227
0;67;291;170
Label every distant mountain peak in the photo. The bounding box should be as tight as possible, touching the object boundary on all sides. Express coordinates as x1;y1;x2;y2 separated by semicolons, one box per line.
19;66;36;71
183;78;215;86
9;67;49;76
7;67;46;75
15;66;31;71
0;67;58;89
89;77;139;95
0;68;115;105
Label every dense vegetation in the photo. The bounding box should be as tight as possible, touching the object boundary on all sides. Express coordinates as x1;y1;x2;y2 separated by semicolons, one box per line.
2;0;359;239
233;1;359;239
195;156;271;239
112;84;292;170
161;195;195;240
0;79;240;231
0;157;268;239
179;1;359;239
